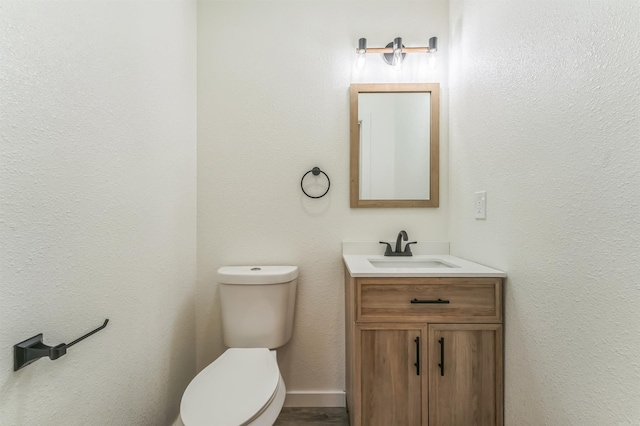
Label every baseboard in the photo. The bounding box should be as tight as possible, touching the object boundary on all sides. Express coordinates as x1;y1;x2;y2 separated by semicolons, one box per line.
284;391;346;407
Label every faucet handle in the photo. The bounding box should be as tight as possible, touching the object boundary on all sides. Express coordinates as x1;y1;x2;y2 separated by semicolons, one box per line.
379;241;393;256
404;241;417;255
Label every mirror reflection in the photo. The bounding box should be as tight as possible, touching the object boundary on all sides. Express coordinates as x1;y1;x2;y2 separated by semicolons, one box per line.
358;92;431;200
350;83;440;208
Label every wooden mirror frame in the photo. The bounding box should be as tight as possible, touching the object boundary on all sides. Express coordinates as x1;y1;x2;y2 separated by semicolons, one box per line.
350;83;440;208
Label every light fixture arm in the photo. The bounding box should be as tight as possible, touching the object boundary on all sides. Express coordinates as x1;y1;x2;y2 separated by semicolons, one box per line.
355;36;438;64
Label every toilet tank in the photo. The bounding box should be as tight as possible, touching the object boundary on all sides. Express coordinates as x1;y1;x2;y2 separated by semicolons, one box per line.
217;266;298;349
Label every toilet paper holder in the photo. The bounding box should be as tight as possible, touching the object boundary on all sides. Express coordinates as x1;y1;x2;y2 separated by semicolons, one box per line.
13;319;109;371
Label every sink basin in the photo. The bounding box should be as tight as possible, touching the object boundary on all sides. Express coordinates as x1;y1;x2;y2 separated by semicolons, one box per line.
368;258;457;269
342;243;506;277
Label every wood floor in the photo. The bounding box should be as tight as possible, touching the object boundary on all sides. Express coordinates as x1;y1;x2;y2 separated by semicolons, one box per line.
274;407;350;425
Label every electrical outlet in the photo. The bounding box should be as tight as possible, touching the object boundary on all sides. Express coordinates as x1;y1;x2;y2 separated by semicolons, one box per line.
474;191;486;219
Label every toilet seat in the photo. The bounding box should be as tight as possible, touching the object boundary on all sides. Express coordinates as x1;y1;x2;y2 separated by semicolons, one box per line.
180;348;281;426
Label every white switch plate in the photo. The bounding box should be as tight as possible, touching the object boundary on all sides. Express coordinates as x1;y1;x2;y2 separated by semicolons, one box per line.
474;191;486;219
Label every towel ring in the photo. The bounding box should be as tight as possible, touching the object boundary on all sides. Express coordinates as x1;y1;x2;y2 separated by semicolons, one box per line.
301;167;330;199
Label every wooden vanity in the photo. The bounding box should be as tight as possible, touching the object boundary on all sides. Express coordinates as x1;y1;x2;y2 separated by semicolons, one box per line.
344;271;504;426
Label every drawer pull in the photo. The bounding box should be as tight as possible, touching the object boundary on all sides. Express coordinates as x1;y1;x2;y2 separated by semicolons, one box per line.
438;337;445;376
410;298;450;304
414;336;420;376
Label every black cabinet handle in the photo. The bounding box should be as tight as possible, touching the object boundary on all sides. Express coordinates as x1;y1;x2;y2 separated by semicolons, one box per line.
410;298;450;304
438;337;445;376
414;336;420;376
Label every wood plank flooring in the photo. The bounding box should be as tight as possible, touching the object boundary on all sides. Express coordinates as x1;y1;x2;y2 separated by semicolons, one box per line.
274;407;349;425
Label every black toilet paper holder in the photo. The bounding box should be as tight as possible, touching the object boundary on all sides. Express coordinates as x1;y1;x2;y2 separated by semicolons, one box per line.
13;319;109;371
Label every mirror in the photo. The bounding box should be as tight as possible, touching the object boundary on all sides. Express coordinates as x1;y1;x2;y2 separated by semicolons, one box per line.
350;83;439;208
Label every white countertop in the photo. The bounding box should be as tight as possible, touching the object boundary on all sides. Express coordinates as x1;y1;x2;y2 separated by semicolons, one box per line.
342;242;506;278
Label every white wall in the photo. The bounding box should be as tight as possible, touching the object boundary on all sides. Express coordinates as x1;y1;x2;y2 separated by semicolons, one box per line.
197;0;449;403
449;0;640;424
8;1;634;422
0;1;197;424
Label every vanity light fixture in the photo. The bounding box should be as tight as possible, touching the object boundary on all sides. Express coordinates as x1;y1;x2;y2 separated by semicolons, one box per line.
356;38;367;69
356;36;438;67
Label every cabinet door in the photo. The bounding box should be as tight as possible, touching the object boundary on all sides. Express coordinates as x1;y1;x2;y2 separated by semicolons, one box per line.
356;324;428;426
428;324;503;426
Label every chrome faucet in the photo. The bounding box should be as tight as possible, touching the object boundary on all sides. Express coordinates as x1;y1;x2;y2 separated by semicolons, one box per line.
380;230;417;256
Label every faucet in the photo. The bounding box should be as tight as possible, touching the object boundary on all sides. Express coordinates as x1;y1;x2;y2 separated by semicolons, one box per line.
395;230;408;253
379;230;417;256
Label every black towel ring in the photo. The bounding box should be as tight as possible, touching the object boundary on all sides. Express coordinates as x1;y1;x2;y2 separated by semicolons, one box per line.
301;167;330;199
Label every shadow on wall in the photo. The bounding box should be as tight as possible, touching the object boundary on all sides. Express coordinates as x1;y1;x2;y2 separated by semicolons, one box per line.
164;299;197;425
199;282;226;369
504;286;546;426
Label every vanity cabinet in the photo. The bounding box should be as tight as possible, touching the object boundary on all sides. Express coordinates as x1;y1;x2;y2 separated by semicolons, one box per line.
356;323;426;425
345;273;503;426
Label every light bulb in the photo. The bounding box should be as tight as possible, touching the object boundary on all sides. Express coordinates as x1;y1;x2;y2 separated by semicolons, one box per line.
356;37;367;70
392;37;403;67
428;52;437;69
356;52;366;70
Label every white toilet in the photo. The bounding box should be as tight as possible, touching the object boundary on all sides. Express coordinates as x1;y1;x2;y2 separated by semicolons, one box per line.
178;265;298;426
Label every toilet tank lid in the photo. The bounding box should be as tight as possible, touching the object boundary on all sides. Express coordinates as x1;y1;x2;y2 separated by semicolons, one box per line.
217;266;298;284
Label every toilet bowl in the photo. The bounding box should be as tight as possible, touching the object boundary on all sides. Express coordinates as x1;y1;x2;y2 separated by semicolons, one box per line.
179;349;285;426
178;266;298;426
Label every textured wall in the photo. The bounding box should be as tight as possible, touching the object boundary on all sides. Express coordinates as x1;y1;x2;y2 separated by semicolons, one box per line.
197;0;449;401
0;1;197;424
448;0;640;424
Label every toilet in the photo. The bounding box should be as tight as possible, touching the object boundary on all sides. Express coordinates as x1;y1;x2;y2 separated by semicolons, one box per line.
178;265;298;426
